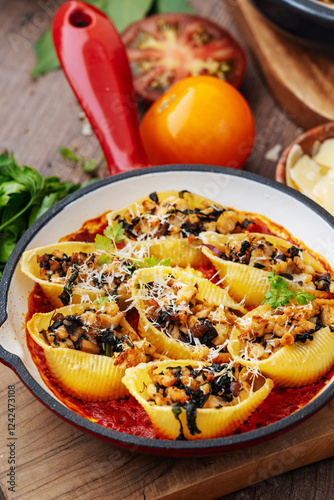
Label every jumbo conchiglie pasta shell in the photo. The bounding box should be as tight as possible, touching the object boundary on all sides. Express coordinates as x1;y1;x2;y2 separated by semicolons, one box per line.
122;361;274;440
201;232;326;308
132;237;205;268
107;191;221;266
107;190;223;232
228;304;334;387
21;241;114;308
27;304;132;401
130;266;247;360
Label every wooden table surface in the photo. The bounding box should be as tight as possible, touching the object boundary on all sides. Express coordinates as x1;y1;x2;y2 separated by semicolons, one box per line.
0;0;333;498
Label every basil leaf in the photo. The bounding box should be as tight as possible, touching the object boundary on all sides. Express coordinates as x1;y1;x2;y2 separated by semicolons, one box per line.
99;0;154;31
155;0;193;13
31;29;59;78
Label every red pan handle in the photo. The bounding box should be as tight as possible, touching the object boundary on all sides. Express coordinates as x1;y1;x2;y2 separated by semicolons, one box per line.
52;1;150;175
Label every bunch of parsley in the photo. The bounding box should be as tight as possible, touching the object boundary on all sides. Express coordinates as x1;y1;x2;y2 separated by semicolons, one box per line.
0;151;90;279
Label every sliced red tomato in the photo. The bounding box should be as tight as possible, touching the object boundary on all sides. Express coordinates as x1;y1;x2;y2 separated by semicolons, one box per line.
121;13;247;102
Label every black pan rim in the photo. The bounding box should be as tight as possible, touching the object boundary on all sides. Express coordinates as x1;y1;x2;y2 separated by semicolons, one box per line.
1;164;334;453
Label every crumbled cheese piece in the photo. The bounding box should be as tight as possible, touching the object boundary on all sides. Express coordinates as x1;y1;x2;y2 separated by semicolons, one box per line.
264;144;282;162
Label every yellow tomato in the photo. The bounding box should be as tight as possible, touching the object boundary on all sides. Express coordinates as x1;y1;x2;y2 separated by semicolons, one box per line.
140;75;255;169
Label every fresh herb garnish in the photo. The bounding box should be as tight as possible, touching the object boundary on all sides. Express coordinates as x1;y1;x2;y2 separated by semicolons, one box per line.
59;146;98;174
159;258;171;266
94;222;171;270
104;221;126;246
94;222;141;267
93;296;110;307
262;271;316;308
0;151;88;280
144;256;159;267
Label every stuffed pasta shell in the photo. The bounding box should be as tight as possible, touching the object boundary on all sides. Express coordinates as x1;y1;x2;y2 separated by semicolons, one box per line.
228;299;334;387
122;360;274;440
27;302;158;401
129;266;247;361
21;241;136;308
107;191;256;262
201;232;333;307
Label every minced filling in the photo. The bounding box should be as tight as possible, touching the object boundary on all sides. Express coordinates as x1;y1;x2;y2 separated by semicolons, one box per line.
146;362;250;436
137;274;237;349
41;302;156;368
113;191;255;241
235;301;334;360
37;249;134;304
212;234;332;292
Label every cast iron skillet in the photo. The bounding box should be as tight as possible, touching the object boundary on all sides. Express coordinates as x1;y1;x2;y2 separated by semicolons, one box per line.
1;1;334;456
250;0;334;49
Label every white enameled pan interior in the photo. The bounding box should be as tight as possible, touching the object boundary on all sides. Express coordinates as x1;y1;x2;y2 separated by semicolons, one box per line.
2;167;334;416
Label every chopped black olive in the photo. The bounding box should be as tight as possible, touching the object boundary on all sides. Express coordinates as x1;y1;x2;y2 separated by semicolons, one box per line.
314;273;331;292
287;246;301;260
93;272;108;289
149;191;159;203
280;273;294;281
238;218;255;229
238;240;251;258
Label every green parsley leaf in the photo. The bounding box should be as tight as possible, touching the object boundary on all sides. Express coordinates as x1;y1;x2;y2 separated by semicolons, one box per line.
98;254;112;266
295;291;316;305
94;234;113;253
104;222;125;245
59;146;80;163
144;256;159;267
159;258;171;267
93;296;110;307
262;271;315;309
59;146;98;175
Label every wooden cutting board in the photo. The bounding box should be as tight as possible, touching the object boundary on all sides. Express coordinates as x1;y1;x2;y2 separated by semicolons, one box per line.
1;361;334;500
231;0;334;129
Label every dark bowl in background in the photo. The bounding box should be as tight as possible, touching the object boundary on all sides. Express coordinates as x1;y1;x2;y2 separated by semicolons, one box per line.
250;0;334;50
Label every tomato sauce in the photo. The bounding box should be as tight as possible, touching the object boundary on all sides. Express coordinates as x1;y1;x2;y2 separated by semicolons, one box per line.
26;283;334;439
25;209;334;440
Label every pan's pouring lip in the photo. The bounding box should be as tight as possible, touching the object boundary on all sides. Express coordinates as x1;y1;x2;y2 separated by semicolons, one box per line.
2;164;334;454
